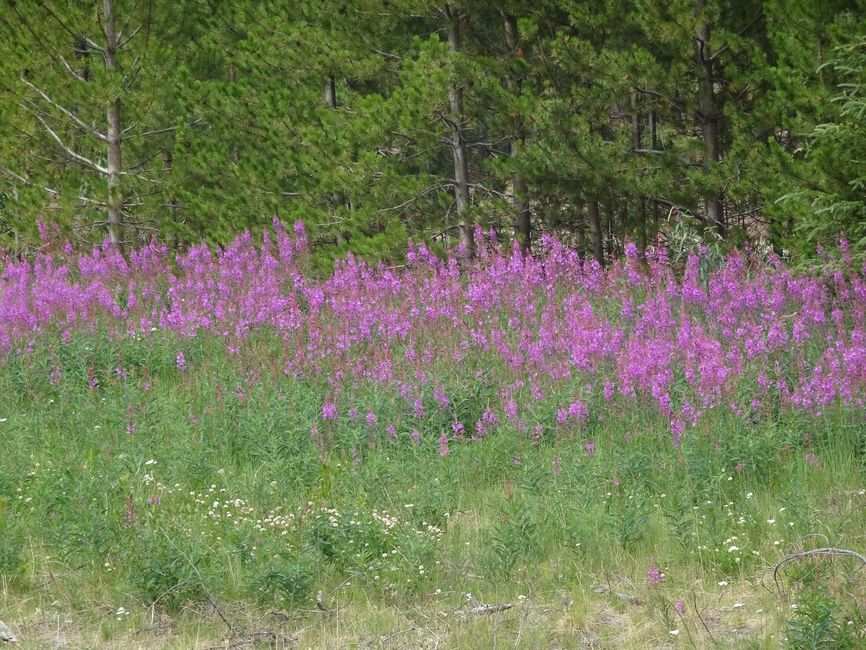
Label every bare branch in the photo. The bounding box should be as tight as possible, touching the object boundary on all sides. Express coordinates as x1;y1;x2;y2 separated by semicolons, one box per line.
22;78;108;141
57;54;88;81
118;171;163;184
773;547;866;598
710;12;764;62
140;118;203;137
77;195;106;205
81;35;105;53
0;165;28;185
34;113;109;174
117;24;142;49
372;48;402;61
0;164;60;197
472;182;510;199
33;0;99;51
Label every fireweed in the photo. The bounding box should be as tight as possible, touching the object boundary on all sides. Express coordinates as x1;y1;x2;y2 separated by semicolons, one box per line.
1;223;863;449
0;226;864;646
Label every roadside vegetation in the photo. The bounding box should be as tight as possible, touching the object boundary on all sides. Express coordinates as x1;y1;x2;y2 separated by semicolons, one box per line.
0;228;864;648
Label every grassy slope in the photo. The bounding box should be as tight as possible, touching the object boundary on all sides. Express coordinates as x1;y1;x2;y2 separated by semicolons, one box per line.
0;334;864;649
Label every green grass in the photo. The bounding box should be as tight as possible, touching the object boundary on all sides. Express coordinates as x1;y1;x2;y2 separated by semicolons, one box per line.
0;334;864;648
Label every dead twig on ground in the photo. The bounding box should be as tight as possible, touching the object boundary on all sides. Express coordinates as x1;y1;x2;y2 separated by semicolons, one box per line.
593;586;642;605
773;546;866;598
464;593;514;615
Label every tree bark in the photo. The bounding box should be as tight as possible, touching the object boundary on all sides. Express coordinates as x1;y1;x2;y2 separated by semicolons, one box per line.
605;199;615;260
103;0;124;248
587;200;604;266
445;4;474;260
695;0;725;237
649;109;658;150
503;12;530;253
325;74;337;109
631;92;647;254
637;198;648;254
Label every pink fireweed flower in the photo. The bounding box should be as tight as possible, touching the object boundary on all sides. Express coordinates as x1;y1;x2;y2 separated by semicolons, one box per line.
2;225;863;460
410;429;420;444
584;440;595;458
438;433;449;457
322;401;338;420
675;600;685;616
569;399;588;421
603;381;615;401
647;565;663;585
671;419;685;449
386;424;397;438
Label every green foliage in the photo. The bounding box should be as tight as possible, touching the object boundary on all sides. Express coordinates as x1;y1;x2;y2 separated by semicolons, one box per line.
1;1;861;263
131;532;209;613
777;32;866;260
785;588;865;649
482;499;543;576
606;491;651;552
250;552;314;607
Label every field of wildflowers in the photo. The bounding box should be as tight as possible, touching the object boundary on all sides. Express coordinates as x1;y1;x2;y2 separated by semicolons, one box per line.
0;224;864;648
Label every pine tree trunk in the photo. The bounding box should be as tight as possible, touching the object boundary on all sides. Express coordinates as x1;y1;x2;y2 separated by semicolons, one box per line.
637;198;648;254
325;75;336;109
587;200;604;266
163;149;180;250
631;93;647;254
605;200;616;260
503;12;530;253
445;4;474;260
104;0;124;248
695;0;725;237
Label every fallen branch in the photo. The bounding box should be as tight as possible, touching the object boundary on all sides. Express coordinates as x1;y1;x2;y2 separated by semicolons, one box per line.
593;586;641;605
471;602;513;615
202;631;279;650
464;593;513;615
773;547;866;598
0;618;16;643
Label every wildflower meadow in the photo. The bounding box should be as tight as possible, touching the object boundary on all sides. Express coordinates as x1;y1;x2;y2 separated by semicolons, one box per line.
0;224;864;648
